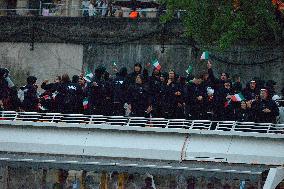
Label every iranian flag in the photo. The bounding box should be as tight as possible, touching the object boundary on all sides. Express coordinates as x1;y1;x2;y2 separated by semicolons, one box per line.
200;51;209;60
152;59;161;70
83;98;89;110
231;93;245;102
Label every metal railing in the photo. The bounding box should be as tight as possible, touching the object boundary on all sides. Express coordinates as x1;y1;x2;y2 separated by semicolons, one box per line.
0;4;185;18
0;111;283;134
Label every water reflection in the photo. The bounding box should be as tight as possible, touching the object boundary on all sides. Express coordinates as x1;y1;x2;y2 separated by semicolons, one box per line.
0;167;268;189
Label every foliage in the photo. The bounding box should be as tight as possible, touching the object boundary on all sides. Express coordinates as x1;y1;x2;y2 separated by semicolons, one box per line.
159;0;283;50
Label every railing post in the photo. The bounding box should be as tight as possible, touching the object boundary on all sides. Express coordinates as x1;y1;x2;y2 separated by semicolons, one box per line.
267;123;272;134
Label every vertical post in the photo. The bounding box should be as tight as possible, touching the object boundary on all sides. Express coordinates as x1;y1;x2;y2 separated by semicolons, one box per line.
39;1;42;16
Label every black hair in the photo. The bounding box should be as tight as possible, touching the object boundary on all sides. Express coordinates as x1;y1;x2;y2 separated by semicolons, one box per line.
221;72;230;79
119;67;128;77
134;63;142;69
72;75;80;83
27;76;37;85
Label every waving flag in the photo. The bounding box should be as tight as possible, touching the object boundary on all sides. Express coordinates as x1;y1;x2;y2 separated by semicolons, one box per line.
231;93;245;102
83;97;89;110
152;59;161;70
200;51;209;60
186;65;193;74
83;68;94;82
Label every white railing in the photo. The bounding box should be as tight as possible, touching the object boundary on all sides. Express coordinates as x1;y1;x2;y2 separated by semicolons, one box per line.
1;111;283;134
0;5;185;18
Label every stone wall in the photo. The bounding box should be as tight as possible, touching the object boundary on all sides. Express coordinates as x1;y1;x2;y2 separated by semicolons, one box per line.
0;43;83;86
84;44;284;92
0;17;283;92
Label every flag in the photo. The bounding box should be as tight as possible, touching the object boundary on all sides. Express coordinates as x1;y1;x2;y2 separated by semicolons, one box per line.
152;59;161;70
83;98;89;110
231;93;245;102
83;68;94;82
185;65;193;74
200;51;209;60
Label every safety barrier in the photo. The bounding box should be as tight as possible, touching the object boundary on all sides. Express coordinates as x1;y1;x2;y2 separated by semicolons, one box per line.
0;111;283;134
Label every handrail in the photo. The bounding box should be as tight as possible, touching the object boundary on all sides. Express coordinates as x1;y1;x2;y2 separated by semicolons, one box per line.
0;111;283;134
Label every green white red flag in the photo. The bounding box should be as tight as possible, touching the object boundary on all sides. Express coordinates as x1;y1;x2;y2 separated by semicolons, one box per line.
152;59;161;70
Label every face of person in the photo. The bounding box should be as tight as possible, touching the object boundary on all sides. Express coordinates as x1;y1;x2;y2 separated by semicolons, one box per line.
260;90;268;100
153;69;159;76
241;101;246;109
79;78;85;86
203;73;209;80
220;73;227;81
54;76;60;83
135;76;142;84
160;77;165;82
250;82;256;89
134;66;141;73
168;71;175;80
224;82;231;89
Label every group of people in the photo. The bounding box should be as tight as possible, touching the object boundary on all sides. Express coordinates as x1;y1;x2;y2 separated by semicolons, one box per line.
82;0;110;17
0;62;283;123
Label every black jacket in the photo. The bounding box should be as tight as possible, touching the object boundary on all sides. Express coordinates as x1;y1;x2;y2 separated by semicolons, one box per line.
254;99;279;123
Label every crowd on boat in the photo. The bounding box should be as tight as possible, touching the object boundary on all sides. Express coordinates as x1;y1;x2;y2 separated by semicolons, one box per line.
0;61;283;123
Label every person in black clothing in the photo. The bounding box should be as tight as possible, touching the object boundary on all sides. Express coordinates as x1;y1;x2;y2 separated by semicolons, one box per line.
232;74;242;93
127;74;152;117
235;100;254;122
163;70;184;119
0;68;11;102
112;67;128;116
207;60;229;90
127;63;142;85
40;76;62;112
21;76;39;112
100;71;113;116
215;80;235;120
243;80;259;101
0;68;20;111
266;80;277;97
201;70;213;89
254;88;279;123
146;68;163;117
184;74;206;119
86;67;107;115
57;74;83;114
